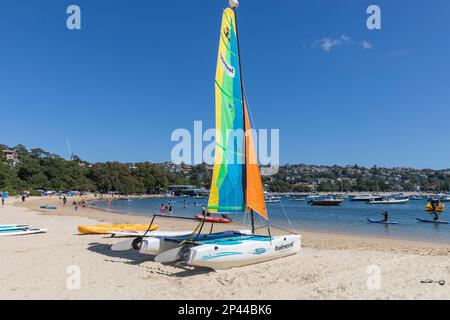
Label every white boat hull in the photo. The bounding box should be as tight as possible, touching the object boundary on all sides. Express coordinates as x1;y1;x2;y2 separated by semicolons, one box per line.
108;230;192;238
139;230;252;256
140;236;182;256
368;199;409;205
186;234;301;270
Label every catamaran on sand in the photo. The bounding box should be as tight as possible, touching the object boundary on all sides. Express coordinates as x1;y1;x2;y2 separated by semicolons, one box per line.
112;0;301;270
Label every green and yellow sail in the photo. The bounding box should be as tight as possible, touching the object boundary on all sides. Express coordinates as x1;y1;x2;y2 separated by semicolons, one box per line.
208;6;268;220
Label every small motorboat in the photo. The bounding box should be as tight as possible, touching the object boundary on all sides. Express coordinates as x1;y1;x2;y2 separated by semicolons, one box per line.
350;194;379;202
264;196;280;203
368;197;409;205
290;197;306;202
308;197;343;206
194;214;232;224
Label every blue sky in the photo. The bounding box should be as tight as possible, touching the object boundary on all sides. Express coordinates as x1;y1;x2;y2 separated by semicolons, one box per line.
0;0;449;169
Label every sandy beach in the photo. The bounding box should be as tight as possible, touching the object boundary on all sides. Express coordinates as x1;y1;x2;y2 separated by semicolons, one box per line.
0;195;448;300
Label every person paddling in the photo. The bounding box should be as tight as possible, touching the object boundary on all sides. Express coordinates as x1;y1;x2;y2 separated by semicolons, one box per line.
381;210;389;222
430;199;440;221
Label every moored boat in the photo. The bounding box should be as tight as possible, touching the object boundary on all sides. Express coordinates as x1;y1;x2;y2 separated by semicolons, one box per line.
368;197;409;205
308;197;343;206
350;194;379;202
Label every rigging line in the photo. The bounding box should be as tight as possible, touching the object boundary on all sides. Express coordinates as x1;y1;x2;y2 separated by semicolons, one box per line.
269;175;299;234
267;223;299;236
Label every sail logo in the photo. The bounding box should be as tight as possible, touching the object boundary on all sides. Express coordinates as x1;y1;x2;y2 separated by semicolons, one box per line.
275;242;294;252
223;26;231;43
220;54;235;78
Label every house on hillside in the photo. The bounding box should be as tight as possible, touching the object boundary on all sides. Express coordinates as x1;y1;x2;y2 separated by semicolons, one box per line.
2;149;19;167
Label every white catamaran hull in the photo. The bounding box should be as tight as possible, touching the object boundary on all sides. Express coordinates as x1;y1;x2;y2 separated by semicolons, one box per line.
108;230;192;238
186;235;301;270
140;237;182;256
139;230;252;256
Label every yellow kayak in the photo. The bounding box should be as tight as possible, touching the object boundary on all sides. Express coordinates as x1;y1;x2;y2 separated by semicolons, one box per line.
78;224;158;235
425;203;445;213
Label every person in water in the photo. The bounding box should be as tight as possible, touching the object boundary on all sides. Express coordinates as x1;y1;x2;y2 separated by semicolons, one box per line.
168;205;173;216
160;204;166;215
381;210;389;222
201;206;207;216
430;199;440;221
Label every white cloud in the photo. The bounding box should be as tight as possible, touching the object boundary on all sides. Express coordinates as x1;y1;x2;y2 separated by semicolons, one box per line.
341;35;354;44
361;41;373;49
313;35;373;52
320;38;341;52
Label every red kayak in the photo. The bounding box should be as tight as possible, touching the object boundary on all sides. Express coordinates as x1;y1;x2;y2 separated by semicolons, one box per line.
194;214;232;224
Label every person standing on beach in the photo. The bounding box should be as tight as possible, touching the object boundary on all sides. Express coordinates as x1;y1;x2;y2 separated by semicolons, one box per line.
21;195;26;202
1;197;5;206
201;206;206;216
63;196;67;206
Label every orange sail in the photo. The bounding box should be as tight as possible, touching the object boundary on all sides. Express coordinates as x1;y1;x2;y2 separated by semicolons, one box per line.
244;99;268;220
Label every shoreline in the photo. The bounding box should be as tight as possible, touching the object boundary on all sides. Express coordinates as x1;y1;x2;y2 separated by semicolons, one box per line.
13;196;450;253
1;195;449;299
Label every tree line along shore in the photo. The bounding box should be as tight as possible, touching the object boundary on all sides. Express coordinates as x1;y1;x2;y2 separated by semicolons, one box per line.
1;144;449;195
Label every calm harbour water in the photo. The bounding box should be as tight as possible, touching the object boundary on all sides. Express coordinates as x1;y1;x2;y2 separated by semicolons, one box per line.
92;197;450;244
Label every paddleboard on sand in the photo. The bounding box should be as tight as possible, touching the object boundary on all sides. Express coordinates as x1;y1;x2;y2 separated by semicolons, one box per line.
0;226;31;232
0;224;30;229
416;218;449;224
367;218;398;225
40;206;57;210
0;228;47;237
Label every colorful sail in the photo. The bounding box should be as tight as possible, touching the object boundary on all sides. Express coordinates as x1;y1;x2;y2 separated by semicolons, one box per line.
208;8;246;214
244;99;268;220
208;6;268;221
